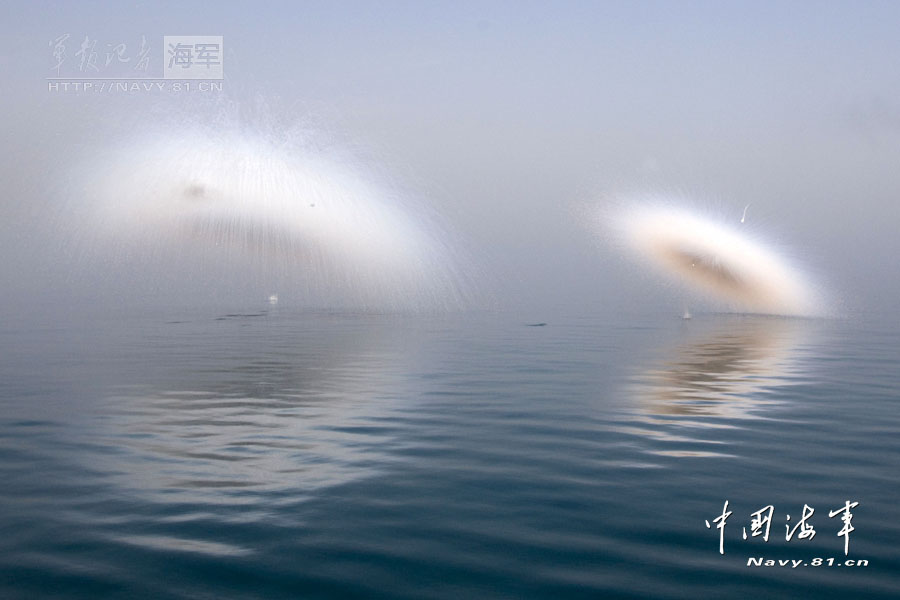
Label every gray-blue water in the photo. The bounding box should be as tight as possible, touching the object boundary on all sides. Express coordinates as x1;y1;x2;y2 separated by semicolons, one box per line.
1;307;898;599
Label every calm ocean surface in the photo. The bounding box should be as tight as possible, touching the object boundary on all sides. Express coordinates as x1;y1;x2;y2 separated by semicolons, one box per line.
1;306;898;599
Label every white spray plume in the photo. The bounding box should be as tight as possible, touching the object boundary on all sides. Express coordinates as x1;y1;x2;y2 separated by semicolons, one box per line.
612;203;824;316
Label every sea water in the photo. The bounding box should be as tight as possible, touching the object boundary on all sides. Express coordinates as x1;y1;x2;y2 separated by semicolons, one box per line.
1;306;898;599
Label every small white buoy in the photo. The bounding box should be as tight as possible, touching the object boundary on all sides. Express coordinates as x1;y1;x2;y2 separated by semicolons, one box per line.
268;294;279;305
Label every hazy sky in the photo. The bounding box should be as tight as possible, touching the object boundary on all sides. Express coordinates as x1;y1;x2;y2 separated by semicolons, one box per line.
2;1;899;316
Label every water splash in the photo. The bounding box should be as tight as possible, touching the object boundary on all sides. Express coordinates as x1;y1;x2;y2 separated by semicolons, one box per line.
66;112;473;311
611;202;823;316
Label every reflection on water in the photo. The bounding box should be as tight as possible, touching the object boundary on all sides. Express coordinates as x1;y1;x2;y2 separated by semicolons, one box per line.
80;313;428;507
623;315;813;457
3;309;899;599
109;534;253;557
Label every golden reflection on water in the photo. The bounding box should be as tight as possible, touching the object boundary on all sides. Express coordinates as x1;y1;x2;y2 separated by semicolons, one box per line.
624;315;811;456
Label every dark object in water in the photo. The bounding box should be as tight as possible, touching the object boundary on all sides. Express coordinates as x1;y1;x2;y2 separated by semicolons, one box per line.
526;323;547;327
215;312;269;321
